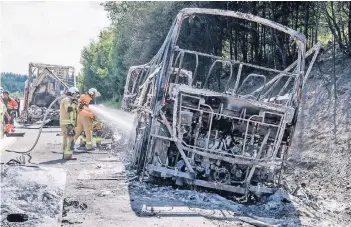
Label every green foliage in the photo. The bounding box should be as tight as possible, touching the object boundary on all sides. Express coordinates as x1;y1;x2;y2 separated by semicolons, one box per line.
10;91;23;99
80;1;202;104
79;1;351;106
79;28;115;98
103;98;122;109
0;73;27;96
319;33;334;46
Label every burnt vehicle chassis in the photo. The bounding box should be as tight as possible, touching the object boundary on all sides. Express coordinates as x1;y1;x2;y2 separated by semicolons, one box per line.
21;63;75;125
122;8;321;197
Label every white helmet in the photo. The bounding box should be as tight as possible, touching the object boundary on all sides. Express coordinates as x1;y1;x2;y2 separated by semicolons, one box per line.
67;87;80;95
88;88;101;97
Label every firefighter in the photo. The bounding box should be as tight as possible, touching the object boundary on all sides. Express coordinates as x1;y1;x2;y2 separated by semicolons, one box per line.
59;87;80;160
0;88;11;137
2;91;18;133
74;88;101;151
78;116;104;149
77;122;104;149
0;97;9;138
93;120;104;148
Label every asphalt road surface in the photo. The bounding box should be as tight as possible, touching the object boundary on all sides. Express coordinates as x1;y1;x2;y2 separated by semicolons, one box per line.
0;128;245;227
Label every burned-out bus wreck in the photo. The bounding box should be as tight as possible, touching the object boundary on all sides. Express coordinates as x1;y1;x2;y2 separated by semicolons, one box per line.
21;63;76;125
122;8;321;197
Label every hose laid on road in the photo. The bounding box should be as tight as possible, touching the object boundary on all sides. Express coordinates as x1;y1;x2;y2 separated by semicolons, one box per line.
4;96;62;160
3;95;125;164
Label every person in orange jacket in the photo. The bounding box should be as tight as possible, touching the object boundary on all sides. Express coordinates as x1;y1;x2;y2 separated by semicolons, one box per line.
2;91;18;133
74;88;101;151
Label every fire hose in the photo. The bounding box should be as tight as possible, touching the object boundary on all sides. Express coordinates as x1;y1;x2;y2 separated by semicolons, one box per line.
3;96;63;164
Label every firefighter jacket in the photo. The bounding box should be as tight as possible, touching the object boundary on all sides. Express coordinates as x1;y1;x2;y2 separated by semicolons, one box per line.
0;98;11;122
3;97;18;110
0;99;6;121
60;96;78;126
78;94;94;119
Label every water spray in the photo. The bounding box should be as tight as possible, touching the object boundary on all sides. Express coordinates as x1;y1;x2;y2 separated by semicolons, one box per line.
3;100;136;165
89;105;136;148
90;105;135;132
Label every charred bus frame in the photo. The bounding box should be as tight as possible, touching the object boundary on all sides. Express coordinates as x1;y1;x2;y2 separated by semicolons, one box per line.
122;8;321;197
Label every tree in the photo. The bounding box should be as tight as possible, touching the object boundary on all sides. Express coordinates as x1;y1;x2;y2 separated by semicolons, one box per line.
0;73;28;96
79;2;351;104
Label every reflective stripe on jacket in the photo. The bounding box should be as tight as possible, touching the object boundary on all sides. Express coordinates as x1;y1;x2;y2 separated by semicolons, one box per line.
0;98;11;121
60;96;78;126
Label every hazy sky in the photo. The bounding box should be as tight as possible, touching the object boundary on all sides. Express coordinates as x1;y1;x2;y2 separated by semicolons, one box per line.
0;1;110;75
